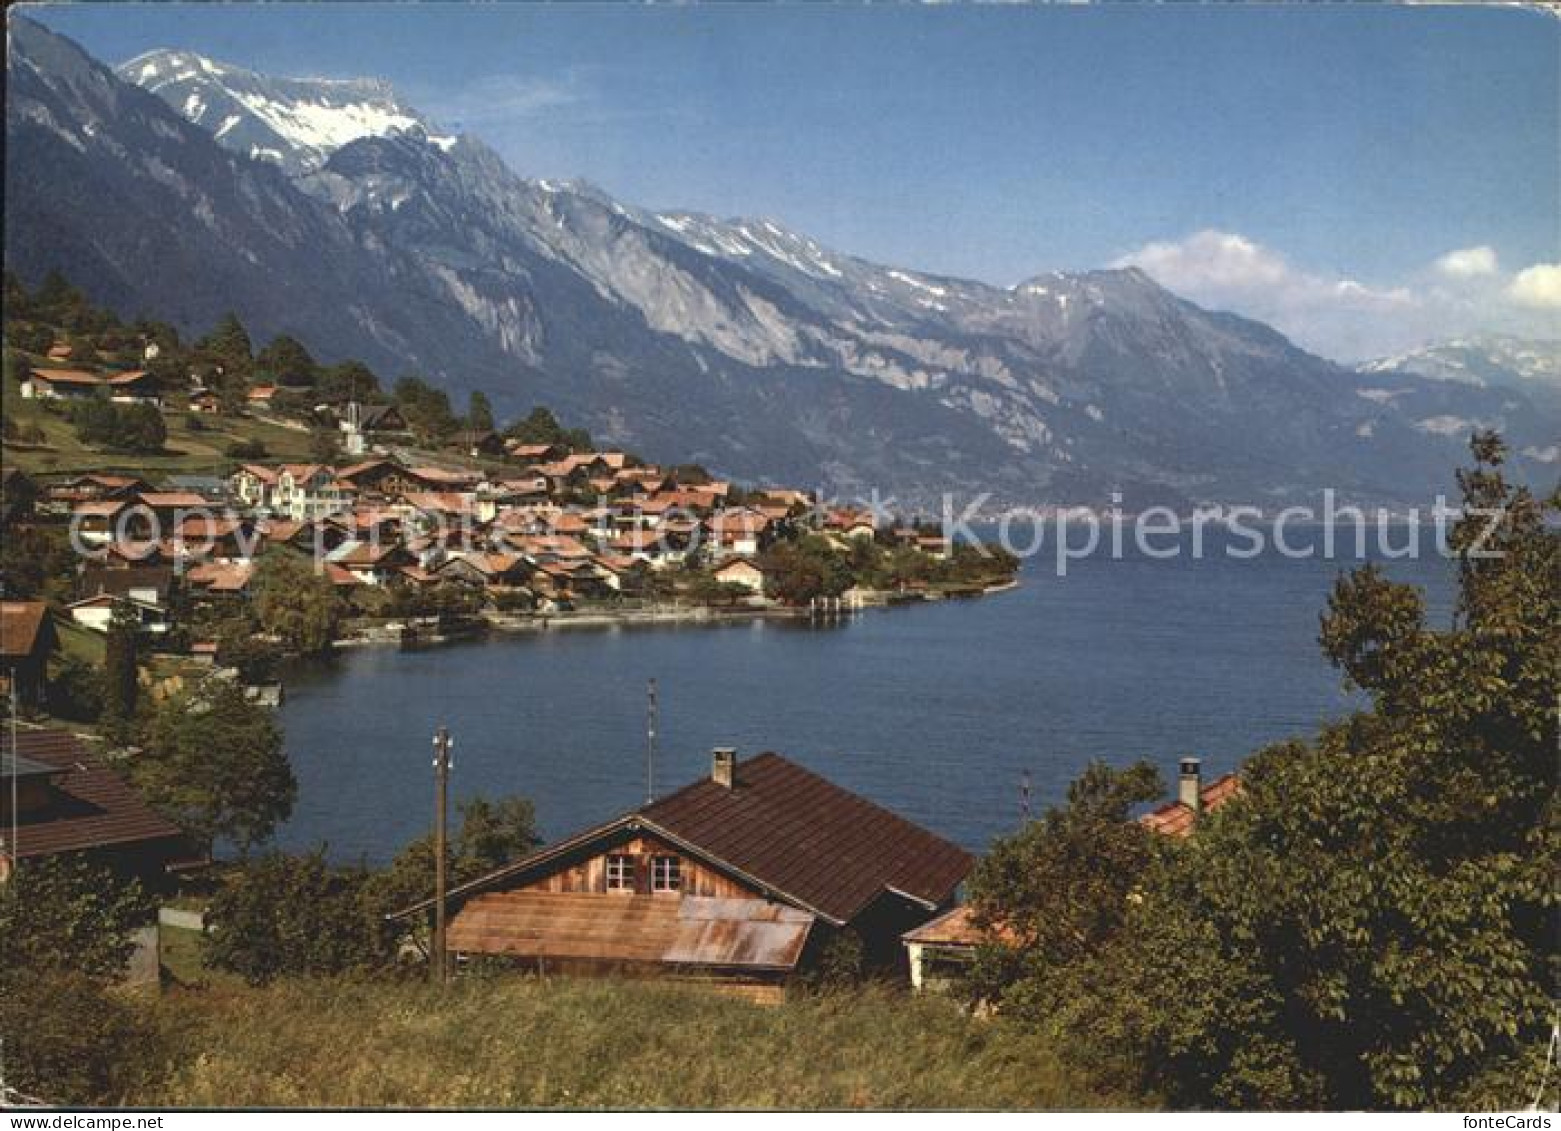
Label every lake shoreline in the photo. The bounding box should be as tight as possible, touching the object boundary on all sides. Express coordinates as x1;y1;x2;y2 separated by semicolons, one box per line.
332;578;1023;651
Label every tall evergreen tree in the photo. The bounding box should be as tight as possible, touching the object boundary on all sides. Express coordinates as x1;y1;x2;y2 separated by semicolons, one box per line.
100;600;139;743
201;312;254;379
467;390;495;432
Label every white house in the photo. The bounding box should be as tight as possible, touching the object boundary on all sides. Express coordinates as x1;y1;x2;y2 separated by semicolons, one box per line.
712;558;766;593
66;595;170;635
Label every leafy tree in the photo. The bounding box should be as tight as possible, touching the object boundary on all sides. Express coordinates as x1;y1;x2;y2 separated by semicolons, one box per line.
252;549;342;654
3;345;32;385
225;438;269;460
6;321;53;354
503;405;592;451
0;524;75;600
255;334;317;387
214;616;281;683
69;398;166;453
137;674;296;854
309;425;340;463
370;794;541;941
0;853;154;977
393;375;458;439
0;853;167;1103
970;433;1559;1110
200;311;254;377
116;402;167;453
47;654;104;723
965;761;1164;1016
316;358;383;404
32;269;85;316
100;599;140;742
757;535;852;603
467;390;495;432
203;850;386;985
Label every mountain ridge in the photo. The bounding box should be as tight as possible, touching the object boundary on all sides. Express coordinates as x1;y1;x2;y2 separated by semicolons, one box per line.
8;15;1557;505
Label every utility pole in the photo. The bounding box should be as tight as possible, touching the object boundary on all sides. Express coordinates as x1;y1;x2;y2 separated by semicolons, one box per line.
431;726;453;985
1019;769;1032;825
645;678;659;804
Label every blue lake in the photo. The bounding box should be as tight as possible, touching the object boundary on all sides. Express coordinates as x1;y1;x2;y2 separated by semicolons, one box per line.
277;527;1457;864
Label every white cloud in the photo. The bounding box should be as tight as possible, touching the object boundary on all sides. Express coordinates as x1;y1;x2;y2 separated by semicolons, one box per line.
1112;229;1415;359
1507;263;1561;310
427;72;583;129
1122;230;1290;291
1434;245;1499;280
1112;229;1560;361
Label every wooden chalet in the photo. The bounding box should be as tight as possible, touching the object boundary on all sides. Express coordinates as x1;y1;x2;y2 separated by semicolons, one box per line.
1;601;58;712
0;729;197;885
393;749;971;996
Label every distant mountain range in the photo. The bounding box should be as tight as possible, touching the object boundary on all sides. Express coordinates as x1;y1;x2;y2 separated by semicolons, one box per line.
6;16;1557;506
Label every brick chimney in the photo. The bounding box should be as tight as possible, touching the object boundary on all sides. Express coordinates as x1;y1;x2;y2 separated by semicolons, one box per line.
711;747;738;789
1178;757;1203;814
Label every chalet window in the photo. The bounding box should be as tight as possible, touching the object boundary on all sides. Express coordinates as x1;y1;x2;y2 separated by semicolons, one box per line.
605;854;634;892
651;855;682;893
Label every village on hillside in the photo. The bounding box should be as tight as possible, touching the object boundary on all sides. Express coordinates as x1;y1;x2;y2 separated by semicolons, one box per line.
2;271;1017;677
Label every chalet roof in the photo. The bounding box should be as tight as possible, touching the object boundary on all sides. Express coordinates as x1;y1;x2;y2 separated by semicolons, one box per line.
638;753;970;924
507;443;561;459
0;602;53;661
73;499;132;518
78;564;173;602
0;730;191;862
1138;773;1243;838
137;491;212;509
28;368;101;385
356;404;406;430
335;458;395;481
402;491;474;515
185;562;254;592
237;463;280;483
403;752;972;927
60;473;146;490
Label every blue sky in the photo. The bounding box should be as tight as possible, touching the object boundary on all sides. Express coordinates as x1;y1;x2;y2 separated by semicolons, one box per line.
24;3;1561;359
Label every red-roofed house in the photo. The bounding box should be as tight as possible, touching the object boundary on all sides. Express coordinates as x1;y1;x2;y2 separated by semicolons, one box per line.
1137;758;1242;838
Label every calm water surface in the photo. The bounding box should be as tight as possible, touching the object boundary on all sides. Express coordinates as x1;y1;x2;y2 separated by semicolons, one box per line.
278;529;1456;863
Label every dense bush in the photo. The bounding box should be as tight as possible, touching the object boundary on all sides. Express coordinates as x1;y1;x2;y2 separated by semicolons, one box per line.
203;851;388;985
968;434;1559;1110
69;397;166;453
0;969;171;1105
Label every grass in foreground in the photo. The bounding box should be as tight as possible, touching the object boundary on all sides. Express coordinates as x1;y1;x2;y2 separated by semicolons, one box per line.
142;975;1145;1109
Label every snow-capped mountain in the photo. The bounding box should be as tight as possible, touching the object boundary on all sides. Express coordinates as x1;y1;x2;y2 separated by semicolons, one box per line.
1362;336;1561;396
9;16;1557;505
117;48;453;174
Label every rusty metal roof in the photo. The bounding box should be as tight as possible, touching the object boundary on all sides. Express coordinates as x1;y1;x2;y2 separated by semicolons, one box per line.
1;730;192;862
447;891;814;970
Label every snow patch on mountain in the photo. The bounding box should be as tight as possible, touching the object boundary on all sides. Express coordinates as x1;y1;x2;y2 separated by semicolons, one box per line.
119;47;453;173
